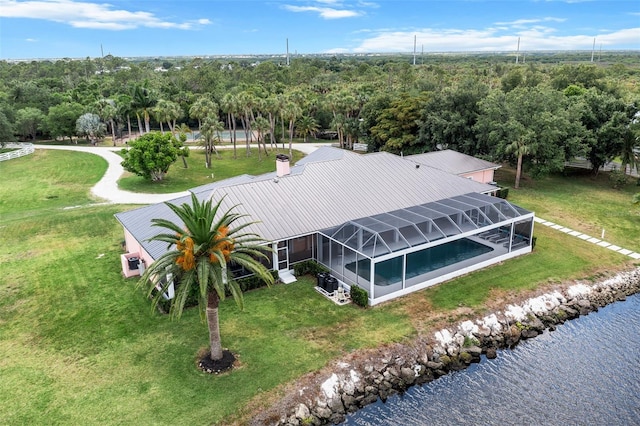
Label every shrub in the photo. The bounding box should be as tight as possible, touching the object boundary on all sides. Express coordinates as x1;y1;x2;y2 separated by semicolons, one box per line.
463;336;480;347
153;271;279;314
496;187;509;199
235;270;279;293
350;285;369;307
609;169;628;189
292;259;329;277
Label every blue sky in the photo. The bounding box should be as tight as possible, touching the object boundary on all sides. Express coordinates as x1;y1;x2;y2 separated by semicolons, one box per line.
0;0;638;59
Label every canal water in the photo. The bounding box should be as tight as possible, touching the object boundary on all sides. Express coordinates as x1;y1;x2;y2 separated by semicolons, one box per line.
344;293;640;425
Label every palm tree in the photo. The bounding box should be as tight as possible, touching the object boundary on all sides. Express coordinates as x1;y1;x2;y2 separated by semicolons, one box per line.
505;131;532;189
296;115;319;143
116;93;134;141
131;85;156;134
221;93;239;159
94;98;118;146
189;96;217;133
282;101;302;158
252;116;271;160
201;117;224;167
140;194;274;365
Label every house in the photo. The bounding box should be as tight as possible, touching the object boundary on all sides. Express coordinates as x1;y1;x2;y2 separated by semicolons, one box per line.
115;147;534;306
408;150;500;184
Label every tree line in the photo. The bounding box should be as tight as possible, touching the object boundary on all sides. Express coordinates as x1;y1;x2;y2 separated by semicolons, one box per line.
0;53;638;187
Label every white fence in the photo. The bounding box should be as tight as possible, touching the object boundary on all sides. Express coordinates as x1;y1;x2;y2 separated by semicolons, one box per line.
0;143;35;162
565;158;638;178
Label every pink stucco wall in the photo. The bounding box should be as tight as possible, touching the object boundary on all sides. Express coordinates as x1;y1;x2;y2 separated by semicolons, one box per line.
461;169;495;184
120;229;154;277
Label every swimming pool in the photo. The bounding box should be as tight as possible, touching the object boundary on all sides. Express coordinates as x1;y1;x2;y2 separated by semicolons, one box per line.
346;238;494;287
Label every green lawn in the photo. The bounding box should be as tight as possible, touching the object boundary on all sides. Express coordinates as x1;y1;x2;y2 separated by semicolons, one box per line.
117;147;307;193
497;167;640;252
0;151;635;425
0;150;107;223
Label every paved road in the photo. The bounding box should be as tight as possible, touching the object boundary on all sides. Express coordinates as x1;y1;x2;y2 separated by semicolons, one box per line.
34;143;327;204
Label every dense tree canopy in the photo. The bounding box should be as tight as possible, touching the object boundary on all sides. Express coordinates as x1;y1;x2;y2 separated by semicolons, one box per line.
1;53;638;187
45;102;84;142
15;107;45;141
475;86;587;188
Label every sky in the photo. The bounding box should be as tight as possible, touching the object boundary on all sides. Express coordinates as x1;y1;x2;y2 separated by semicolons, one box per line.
0;0;638;60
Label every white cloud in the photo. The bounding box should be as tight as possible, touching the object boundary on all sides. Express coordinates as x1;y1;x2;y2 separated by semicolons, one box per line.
282;1;378;19
495;17;566;26
0;0;211;31
343;26;640;53
25;38;37;42
282;5;361;19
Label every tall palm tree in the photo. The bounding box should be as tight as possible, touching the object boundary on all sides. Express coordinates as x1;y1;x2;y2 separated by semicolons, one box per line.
116;93;134;141
94;98;118;146
131;85;156;134
189;96;217;133
505;128;532;190
140;194;274;364
296;115;319;143
221;92;239;159
154;99;183;134
252;116;271;160
282;101;302;158
201;116;224;167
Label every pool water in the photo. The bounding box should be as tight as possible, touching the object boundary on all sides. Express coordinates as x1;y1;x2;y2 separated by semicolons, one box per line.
347;238;494;287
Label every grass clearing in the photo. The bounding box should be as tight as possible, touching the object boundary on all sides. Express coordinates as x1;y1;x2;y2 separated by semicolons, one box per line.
497;167;640;251
1;151;636;425
0;150;106;223
117;147;307;193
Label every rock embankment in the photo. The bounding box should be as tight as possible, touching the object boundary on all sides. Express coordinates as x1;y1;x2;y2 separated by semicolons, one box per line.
253;268;640;426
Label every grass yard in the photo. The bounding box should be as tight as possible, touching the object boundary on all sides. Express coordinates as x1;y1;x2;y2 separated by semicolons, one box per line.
497;167;640;252
117;147;307;193
0;151;636;425
0;150;107;223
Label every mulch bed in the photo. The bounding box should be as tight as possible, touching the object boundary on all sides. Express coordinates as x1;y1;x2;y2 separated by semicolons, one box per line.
198;350;236;374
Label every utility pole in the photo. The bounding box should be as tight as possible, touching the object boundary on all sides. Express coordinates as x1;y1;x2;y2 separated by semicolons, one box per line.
591;37;596;62
515;37;520;64
598;43;602;62
286;38;290;66
413;35;417;66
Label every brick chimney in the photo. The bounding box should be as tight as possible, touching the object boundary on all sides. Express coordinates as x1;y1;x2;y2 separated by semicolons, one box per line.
276;154;290;177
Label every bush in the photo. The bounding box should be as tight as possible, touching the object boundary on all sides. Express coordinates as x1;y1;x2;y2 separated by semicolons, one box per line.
293;260;329;277
496;187;509;199
235;270;279;293
350;285;369;307
609;169;628;189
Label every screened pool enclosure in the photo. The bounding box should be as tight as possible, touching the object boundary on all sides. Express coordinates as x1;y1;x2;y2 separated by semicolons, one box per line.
317;193;534;305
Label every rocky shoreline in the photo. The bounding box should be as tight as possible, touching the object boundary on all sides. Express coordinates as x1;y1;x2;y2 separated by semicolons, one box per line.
251;267;640;425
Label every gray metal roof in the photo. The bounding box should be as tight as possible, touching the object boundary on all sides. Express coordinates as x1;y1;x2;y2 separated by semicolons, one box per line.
115;195;190;260
115;147;500;260
407;150;500;175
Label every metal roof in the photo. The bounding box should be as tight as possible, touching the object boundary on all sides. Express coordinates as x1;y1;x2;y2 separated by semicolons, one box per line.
407;149;500;175
115;147;501;260
319;192;532;258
